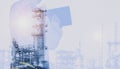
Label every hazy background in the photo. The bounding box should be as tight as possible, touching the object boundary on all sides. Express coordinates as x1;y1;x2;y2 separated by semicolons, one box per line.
1;0;120;69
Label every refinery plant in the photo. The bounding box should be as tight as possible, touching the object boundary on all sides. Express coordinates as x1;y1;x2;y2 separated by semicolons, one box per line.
10;8;49;69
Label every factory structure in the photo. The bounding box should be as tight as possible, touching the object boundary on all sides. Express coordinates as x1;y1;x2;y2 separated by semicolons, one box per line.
11;8;49;69
106;23;120;69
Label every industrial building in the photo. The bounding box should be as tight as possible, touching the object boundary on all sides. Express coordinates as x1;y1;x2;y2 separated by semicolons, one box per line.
11;8;49;69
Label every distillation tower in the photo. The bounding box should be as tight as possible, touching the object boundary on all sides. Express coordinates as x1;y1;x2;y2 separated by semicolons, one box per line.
11;8;49;69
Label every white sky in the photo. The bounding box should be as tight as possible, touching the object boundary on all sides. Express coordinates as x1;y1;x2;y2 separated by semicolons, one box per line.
1;0;120;68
